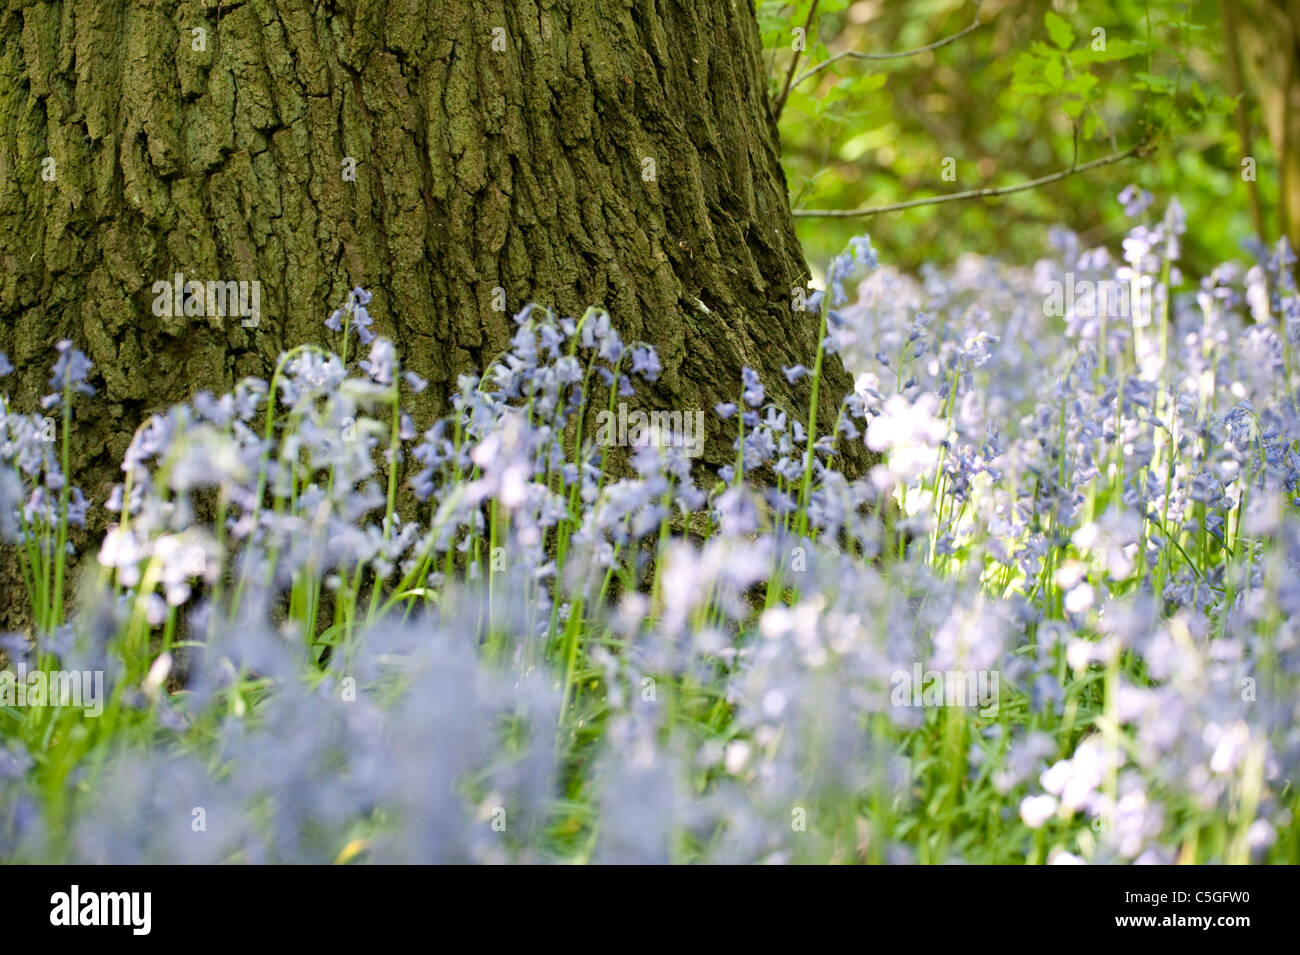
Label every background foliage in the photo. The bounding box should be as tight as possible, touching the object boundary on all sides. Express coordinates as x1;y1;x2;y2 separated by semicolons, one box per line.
761;0;1270;276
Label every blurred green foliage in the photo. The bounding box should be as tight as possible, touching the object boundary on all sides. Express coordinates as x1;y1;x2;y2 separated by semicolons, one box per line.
761;0;1274;276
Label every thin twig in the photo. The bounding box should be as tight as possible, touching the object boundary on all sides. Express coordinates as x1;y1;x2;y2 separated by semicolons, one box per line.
790;1;983;92
792;140;1155;219
774;0;821;121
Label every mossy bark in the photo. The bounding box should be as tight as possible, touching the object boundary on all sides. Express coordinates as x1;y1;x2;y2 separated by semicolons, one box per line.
0;0;868;625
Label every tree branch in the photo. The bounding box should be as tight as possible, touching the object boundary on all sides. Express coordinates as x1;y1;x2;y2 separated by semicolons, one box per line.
773;0;821;121
789;1;984;93
792;140;1156;219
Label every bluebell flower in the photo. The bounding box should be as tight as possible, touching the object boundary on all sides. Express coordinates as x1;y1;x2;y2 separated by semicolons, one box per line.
67;487;90;528
850;235;878;268
630;346;661;381
354;308;376;345
1118;184;1154;217
741;367;764;408
46;340;96;403
360;339;397;386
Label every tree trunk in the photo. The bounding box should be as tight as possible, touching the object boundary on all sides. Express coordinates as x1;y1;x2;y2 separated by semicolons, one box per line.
0;0;867;624
1237;0;1300;256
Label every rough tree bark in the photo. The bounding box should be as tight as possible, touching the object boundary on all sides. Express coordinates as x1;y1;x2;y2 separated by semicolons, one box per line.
0;0;868;624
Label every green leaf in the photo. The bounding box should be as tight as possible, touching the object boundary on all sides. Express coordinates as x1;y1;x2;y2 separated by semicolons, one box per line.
1043;56;1066;90
840;72;887;96
1065;72;1099;97
1044;11;1075;50
1072;38;1144;63
392;587;441;603
1132;71;1175;94
1207;92;1240;117
1011;53;1054;95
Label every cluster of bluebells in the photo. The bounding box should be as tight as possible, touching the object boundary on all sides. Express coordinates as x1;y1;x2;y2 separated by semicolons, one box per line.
0;341;95;537
1;193;1299;863
0;340;95;635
